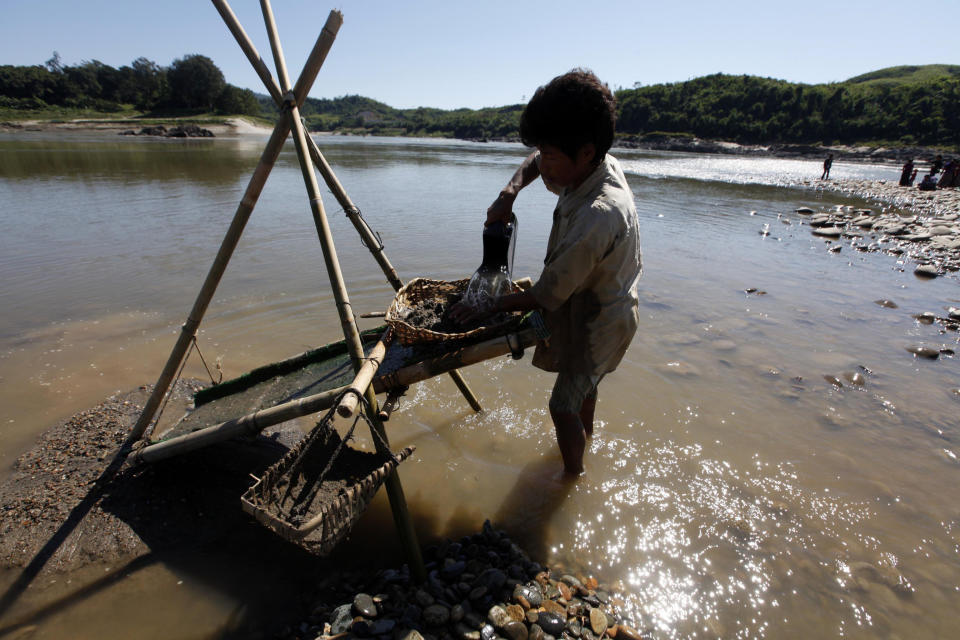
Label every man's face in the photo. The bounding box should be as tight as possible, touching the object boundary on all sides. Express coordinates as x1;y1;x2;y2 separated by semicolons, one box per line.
538;143;596;190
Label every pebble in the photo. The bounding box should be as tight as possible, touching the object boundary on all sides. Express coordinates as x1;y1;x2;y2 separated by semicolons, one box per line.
424;603;451;627
352;593;378;618
812;226;843;237
589;608;608;635
330;604;353;634
503;620;529;640
536;612;566;636
506;604;525;622
907;345;941;359
489;605;512;628
915;264;940;278
540;599;566;615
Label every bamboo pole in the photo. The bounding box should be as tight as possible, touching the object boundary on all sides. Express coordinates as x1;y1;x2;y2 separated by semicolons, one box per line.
134;328;538;465
127;7;343;449
211;0;282;104
336;333;390;418
258;0;425;579
211;1;479;413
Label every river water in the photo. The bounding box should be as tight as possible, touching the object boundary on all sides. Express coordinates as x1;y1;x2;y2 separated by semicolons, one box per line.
0;132;958;638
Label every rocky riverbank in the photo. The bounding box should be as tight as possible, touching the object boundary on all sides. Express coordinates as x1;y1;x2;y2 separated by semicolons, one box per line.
614;134;953;164
279;521;644;640
787;178;960;277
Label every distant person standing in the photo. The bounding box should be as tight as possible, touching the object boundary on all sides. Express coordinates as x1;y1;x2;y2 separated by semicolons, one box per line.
899;158;915;186
931;154;943;176
939;159;958;188
821;153;833;180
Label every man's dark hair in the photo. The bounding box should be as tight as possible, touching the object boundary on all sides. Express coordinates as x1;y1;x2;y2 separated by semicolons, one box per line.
520;69;616;163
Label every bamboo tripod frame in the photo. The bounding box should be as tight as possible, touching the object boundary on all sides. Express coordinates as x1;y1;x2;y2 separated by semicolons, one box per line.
126;1;511;579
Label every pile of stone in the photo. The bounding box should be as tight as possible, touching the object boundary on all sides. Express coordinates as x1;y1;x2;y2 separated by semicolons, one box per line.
120;124;214;138
279;521;645;640
791;181;960;277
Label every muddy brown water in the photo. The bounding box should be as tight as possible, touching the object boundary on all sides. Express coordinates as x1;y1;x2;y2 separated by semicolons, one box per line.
1;133;959;638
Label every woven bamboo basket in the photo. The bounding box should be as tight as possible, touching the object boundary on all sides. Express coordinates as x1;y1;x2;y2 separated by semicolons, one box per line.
241;423;414;556
385;277;521;345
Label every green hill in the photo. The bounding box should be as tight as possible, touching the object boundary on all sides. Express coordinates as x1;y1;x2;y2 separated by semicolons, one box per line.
845;64;960;87
615;65;960;147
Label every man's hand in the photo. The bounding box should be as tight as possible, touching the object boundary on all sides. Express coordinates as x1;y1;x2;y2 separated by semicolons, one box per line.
486;191;515;227
449;296;495;325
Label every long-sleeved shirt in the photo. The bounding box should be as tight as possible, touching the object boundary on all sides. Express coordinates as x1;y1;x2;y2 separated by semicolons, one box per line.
529;154;642;375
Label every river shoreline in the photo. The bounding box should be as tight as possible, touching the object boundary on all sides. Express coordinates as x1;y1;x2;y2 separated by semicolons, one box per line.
3;117;954;164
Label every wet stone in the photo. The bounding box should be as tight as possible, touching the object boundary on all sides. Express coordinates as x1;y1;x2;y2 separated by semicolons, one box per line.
470;586;488;601
424;604;451;627
442;560;467;580
541;599;566;615
907;345;941;359
537;612;566;637
354;593;379;618
526;610;539;624
478;568;508;591
480;624;497;640
370;619;396;635
456;623;481;640
401;604;422;625
502;621;529;640
528;624;545;640
331;604;354;634
589;608;608;635
488;605;512;629
416;589;436;608
915;264;940;278
505;604;525;623
524;584;543;607
873;299;898;308
566;618;583;638
843;371;866;386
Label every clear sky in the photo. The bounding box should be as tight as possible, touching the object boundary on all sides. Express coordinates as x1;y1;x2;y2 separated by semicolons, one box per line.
1;0;957;110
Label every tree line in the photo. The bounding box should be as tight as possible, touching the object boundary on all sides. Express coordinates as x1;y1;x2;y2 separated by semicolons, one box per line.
0;52;260;116
615;70;960;147
2;54;958;149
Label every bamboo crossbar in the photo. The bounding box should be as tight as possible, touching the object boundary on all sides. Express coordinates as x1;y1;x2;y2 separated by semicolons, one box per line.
336;332;390;418
133;328;538;465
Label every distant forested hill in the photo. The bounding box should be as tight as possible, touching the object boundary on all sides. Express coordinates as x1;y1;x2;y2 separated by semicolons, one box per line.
2;55;957;149
615;65;960;147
